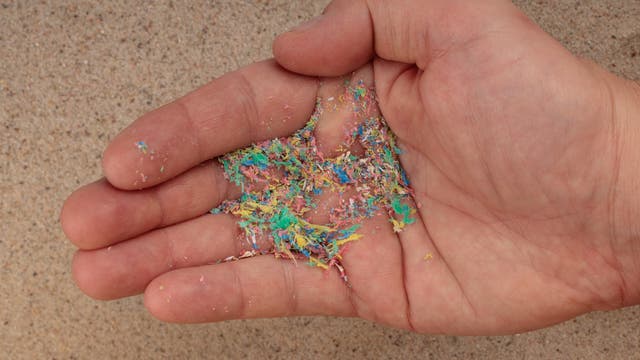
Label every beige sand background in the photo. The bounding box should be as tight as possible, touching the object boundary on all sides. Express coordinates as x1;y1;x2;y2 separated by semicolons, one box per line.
1;0;639;359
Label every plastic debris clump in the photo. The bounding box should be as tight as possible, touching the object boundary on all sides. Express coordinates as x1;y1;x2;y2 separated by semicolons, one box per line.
211;80;415;281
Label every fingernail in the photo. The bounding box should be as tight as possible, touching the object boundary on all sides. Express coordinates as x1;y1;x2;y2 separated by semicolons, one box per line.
289;15;323;33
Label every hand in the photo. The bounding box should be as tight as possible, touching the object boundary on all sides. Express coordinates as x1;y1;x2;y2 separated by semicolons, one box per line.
61;0;640;335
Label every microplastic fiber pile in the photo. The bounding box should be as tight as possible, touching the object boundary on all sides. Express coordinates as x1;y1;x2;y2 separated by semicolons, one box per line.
211;80;415;281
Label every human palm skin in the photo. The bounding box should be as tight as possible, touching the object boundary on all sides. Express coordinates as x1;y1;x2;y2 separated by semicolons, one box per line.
61;0;640;335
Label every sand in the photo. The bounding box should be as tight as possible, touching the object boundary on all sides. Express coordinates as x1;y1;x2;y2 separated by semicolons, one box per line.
1;0;639;359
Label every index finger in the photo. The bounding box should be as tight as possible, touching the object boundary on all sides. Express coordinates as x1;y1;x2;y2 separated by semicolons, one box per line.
102;60;319;190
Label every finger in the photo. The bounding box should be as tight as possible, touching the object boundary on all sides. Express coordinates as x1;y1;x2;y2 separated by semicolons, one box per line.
72;214;270;300
273;0;373;77
61;161;237;250
143;256;355;323
273;0;532;76
102;59;319;190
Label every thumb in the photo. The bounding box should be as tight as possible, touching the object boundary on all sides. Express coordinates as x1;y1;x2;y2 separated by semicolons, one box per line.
273;0;530;76
273;0;373;77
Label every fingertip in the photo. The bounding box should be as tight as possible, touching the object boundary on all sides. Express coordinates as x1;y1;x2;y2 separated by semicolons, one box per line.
61;179;158;250
101;143;131;190
60;188;80;244
273;35;370;77
61;181;102;249
143;278;168;321
101;111;184;191
102;132;167;191
272;0;373;77
144;275;189;323
72;250;114;301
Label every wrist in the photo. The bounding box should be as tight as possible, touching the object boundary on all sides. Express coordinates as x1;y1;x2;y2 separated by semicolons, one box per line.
607;75;640;306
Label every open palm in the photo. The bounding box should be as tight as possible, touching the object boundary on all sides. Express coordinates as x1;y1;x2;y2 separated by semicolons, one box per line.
62;0;638;335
